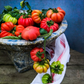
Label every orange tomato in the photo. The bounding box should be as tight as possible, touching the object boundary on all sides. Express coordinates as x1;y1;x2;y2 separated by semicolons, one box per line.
46;7;65;23
33;59;50;73
32;10;42;23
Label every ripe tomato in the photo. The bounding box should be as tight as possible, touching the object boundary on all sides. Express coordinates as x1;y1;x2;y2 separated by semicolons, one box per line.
21;26;40;40
33;59;49;73
0;31;14;38
18;15;34;27
46;7;65;23
14;25;25;36
40;17;59;32
1;22;14;31
30;47;44;62
32;10;42;23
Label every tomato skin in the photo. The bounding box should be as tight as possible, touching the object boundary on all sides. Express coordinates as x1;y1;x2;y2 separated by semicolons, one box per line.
46;7;65;23
18;15;34;27
33;60;49;73
21;26;40;40
0;31;14;38
40;17;59;32
1;22;14;31
32;10;42;23
30;47;44;62
14;25;25;36
3;14;17;24
42;73;52;83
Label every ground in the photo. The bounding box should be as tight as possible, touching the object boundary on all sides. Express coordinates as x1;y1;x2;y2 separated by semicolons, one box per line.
0;49;84;84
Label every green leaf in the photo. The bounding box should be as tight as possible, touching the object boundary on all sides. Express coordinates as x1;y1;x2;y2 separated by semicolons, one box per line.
4;5;12;11
25;2;31;10
40;28;48;35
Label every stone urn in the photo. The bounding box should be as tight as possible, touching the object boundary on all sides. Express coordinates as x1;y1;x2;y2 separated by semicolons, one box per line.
0;19;68;72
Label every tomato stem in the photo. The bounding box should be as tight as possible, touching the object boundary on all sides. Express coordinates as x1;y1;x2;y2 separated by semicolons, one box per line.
47;20;54;27
52;8;58;13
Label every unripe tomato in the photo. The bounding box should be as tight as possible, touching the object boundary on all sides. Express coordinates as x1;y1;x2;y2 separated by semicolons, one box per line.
33;59;49;73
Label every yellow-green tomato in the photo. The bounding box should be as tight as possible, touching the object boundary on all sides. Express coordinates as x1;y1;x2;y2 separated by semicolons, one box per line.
3;14;17;24
33;60;50;74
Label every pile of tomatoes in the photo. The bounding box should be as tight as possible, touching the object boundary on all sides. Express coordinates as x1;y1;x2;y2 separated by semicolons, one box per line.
0;4;65;41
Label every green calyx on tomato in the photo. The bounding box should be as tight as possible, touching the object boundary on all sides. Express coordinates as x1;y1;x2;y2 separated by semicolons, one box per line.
47;20;54;27
30;47;44;62
51;61;64;74
40;28;48;35
42;73;52;84
52;8;58;13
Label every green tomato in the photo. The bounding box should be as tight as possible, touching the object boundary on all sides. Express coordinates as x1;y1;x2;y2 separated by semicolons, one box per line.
20;1;25;8
51;61;64;74
42;73;52;84
3;14;17;24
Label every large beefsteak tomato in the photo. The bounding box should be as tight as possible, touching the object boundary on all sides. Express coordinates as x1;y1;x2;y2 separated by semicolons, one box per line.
46;7;65;23
21;26;40;40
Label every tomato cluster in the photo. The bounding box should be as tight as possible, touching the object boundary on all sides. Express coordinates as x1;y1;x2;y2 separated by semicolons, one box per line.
0;3;65;40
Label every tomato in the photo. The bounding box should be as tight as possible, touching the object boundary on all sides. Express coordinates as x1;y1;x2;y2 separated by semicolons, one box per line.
14;25;25;36
1;22;14;31
40;17;59;32
33;59;49;73
30;47;44;62
51;61;64;74
21;26;40;40
46;7;65;23
3;14;17;24
42;73;52;84
32;10;42;23
0;31;14;38
18;15;34;27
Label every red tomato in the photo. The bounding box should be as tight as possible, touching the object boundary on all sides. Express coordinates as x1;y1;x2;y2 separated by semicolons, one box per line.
40;17;59;32
21;26;40;40
46;7;65;23
30;47;44;62
32;10;42;23
1;22;14;31
18;15;34;27
14;25;25;36
0;31;14;38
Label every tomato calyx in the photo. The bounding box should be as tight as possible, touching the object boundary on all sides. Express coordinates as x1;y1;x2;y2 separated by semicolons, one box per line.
22;13;31;18
52;8;58;13
36;51;45;60
47;20;54;27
